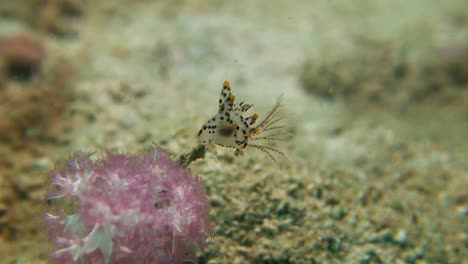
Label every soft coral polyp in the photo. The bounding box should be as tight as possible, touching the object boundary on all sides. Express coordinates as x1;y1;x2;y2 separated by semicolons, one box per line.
45;146;211;264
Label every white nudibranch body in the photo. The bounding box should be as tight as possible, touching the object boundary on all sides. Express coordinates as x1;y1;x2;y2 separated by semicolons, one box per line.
197;81;289;163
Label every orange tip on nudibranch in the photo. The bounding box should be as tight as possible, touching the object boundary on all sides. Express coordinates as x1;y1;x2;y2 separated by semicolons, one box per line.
229;95;235;101
223;80;230;87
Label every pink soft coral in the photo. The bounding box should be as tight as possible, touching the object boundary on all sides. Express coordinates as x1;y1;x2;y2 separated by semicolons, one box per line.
45;146;211;264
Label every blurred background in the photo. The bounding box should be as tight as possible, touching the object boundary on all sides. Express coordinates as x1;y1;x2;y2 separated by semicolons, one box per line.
0;0;467;263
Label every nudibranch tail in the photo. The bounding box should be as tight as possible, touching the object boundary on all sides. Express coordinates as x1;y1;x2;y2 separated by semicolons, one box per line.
247;95;291;164
253;95;284;131
249;131;291;142
248;143;289;164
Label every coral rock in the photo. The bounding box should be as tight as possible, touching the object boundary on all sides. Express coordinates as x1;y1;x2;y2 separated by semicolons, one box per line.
0;34;46;77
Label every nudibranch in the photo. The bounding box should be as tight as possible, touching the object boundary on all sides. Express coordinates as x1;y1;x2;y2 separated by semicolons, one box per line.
197;81;289;163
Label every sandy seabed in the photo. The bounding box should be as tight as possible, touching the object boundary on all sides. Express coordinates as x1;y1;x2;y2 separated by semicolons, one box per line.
1;1;467;263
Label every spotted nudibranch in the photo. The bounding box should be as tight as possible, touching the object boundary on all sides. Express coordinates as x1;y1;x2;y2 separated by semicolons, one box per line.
197;81;289;163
